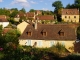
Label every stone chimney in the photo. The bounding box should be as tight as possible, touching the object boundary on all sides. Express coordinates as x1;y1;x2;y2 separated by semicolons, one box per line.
34;17;39;29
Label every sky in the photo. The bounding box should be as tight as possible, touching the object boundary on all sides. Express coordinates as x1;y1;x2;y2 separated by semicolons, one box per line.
0;0;74;12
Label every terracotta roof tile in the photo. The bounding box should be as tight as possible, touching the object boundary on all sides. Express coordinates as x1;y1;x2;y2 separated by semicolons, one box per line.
36;15;54;20
0;15;8;22
26;12;34;17
62;9;79;15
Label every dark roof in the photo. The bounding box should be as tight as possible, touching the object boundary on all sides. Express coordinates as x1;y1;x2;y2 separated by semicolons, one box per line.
62;9;79;15
19;24;76;40
36;15;54;20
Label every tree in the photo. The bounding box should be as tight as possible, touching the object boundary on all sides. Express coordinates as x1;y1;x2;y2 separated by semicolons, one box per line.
29;9;35;12
77;26;80;39
9;10;18;18
74;0;80;10
20;8;26;13
52;1;63;22
52;1;63;13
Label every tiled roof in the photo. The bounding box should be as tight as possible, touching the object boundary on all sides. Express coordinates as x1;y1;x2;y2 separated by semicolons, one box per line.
36;15;54;20
0;15;8;22
62;9;79;15
16;12;25;18
2;28;12;34
26;12;34;17
19;24;76;40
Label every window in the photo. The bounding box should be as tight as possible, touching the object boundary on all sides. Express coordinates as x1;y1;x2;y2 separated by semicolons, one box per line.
65;16;67;18
50;41;55;47
43;32;47;36
27;40;31;46
74;16;76;18
37;41;42;47
41;29;47;37
60;32;64;36
27;32;32;36
27;29;32;36
58;29;64;36
69;16;70;19
66;12;68;14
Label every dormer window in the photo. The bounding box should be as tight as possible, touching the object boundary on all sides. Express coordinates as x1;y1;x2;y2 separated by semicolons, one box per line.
42;32;47;36
60;32;64;36
41;29;47;37
27;32;32;36
27;29;32;36
58;29;64;36
66;12;68;14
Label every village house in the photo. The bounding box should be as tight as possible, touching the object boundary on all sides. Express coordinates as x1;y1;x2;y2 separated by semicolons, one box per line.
61;9;79;23
36;15;54;24
19;23;76;52
14;12;26;22
17;21;29;34
0;15;9;28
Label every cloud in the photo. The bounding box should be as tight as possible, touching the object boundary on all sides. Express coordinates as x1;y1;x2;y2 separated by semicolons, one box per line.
0;0;3;2
11;0;30;7
42;8;49;11
30;1;37;4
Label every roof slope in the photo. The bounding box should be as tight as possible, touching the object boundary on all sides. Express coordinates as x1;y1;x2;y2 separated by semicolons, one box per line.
19;24;76;40
62;9;79;15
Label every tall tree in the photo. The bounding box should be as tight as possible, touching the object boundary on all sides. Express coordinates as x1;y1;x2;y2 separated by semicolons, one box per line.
20;8;26;13
74;0;80;10
29;9;35;12
52;1;63;13
52;0;63;22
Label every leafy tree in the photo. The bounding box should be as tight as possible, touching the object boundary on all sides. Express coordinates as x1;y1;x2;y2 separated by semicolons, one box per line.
20;8;26;13
52;0;63;13
74;0;80;10
29;9;35;12
52;0;63;22
11;8;18;11
77;26;80;39
9;10;18;18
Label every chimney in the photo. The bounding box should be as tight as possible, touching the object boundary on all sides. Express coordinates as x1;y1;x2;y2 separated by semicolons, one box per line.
34;17;38;29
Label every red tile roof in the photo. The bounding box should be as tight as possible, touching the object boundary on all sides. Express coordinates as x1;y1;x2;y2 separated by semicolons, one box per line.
26;12;34;17
36;15;54;20
0;15;8;22
62;9;79;15
2;28;12;34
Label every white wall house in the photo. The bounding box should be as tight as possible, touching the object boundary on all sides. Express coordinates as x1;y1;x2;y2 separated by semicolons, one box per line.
0;22;9;28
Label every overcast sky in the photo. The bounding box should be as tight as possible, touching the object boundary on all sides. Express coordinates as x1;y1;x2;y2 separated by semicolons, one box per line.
0;0;74;12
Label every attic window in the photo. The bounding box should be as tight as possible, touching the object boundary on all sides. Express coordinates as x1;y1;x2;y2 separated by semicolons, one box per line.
27;29;32;36
58;29;64;36
60;32;64;36
27;32;32;36
66;12;68;14
41;29;47;37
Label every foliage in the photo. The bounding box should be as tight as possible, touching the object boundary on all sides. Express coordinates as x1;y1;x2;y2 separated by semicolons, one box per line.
50;42;66;55
52;0;63;13
20;8;26;13
0;8;10;16
9;10;18;18
52;0;63;22
77;25;80;39
29;9;35;12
